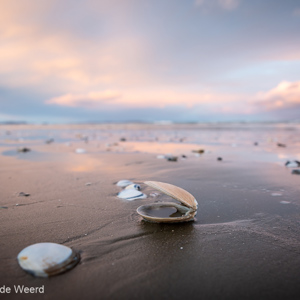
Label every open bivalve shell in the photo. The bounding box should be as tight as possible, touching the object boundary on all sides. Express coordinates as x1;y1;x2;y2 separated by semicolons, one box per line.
17;243;80;277
137;181;198;223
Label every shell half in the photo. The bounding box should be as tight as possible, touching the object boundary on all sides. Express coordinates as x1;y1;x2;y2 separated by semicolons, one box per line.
144;181;198;210
137;181;198;223
17;243;80;277
137;202;197;223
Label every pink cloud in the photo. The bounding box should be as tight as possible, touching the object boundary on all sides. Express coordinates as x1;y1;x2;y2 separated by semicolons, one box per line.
46;91;122;108
255;81;300;111
195;0;239;11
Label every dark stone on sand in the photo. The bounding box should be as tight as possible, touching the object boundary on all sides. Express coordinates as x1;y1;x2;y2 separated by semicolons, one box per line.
120;137;127;142
18;192;30;197
166;156;178;162
291;169;300;175
192;149;205;154
254;142;258;146
217;157;222;161
17;147;31;153
182;155;187;158
45;138;54;144
277;143;286;147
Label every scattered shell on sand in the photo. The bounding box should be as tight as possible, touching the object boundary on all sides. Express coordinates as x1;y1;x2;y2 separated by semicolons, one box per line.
17;243;80;277
285;160;300;168
118;189;146;200
116;180;133;187
125;184;141;191
137;181;198;223
75;148;86;154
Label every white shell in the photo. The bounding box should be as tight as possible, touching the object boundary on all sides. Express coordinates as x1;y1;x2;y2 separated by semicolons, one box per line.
118;189;146;200
17;243;80;277
116;180;133;187
125;184;141;191
75;148;86;154
285;161;300;168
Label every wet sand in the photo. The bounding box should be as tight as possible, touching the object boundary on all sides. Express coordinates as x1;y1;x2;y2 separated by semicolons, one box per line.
0;123;300;299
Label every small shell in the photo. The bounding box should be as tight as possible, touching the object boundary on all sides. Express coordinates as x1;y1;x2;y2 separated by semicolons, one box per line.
285;160;300;168
116;180;133;187
125;184;141;191
75;148;86;154
17;243;80;277
118;189;146;200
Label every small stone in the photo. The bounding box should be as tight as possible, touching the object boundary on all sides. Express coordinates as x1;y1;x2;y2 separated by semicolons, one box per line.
45;138;54;144
291;169;300;175
217;157;222;161
277;143;286;147
17;147;31;153
192;149;205;154
18;192;30;197
166;155;178;162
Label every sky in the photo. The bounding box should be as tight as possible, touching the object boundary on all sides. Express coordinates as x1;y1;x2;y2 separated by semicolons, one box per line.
0;0;300;123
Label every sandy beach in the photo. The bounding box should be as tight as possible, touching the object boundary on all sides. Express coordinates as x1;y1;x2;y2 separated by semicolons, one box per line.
1;123;300;300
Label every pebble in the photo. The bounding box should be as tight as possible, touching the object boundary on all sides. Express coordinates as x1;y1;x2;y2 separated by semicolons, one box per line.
17;147;31;153
18;192;30;197
277;143;286;147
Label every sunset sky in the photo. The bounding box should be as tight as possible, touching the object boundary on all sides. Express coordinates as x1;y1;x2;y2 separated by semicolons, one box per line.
0;0;300;123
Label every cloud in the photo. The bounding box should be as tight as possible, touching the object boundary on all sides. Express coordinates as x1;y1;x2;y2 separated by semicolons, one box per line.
195;0;240;11
255;81;300;111
293;8;300;16
46;91;122;108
